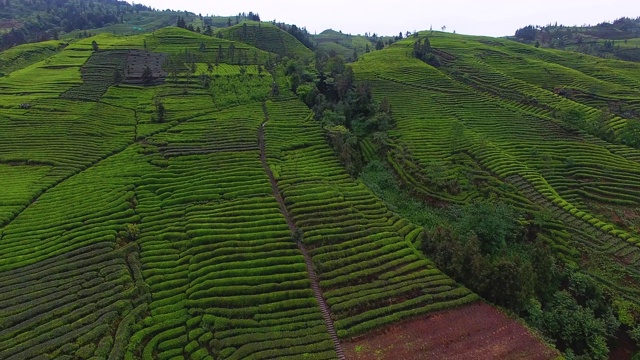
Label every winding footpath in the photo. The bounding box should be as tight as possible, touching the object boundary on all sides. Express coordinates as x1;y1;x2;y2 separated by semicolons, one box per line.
258;121;346;360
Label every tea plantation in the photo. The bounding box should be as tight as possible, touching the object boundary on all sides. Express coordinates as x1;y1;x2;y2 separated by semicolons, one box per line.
1;17;639;359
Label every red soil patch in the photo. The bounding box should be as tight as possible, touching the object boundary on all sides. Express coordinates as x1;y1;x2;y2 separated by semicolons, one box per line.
343;302;558;360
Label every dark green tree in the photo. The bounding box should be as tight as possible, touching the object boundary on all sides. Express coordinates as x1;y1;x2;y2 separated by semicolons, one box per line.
155;100;166;123
176;16;186;28
228;43;235;63
113;67;123;85
216;44;223;65
142;65;153;86
204;25;213;36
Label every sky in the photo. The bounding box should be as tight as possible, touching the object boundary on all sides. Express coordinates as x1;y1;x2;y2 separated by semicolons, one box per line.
133;0;640;37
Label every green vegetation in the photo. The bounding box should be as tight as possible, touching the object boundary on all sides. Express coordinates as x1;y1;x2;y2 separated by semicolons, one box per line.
513;17;640;61
215;21;314;59
350;29;640;358
2;9;640;359
314;29;373;60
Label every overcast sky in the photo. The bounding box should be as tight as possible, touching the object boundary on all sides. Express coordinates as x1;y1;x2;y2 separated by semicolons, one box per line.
134;0;640;37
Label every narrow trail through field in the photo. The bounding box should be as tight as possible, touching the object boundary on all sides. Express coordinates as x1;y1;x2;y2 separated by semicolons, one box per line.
258;120;346;360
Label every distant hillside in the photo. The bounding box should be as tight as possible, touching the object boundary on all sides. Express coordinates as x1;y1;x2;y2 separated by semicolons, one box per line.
314;29;373;59
215;21;314;58
0;0;162;49
513;17;640;61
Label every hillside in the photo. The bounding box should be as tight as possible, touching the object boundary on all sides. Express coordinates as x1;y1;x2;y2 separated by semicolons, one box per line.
215;21;314;58
0;0;162;49
513;17;640;61
0;25;533;360
2;15;640;359
350;30;640;357
314;29;373;59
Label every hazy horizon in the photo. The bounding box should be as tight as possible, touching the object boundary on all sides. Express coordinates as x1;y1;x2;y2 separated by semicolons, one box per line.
132;0;639;37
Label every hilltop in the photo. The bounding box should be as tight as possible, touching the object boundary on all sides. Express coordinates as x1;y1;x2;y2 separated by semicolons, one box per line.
1;13;640;360
513;17;640;61
313;29;374;59
215;21;314;58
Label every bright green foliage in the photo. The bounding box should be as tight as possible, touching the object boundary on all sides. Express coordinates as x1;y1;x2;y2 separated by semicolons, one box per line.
314;29;373;60
216;22;313;59
0;40;64;75
350;30;640;358
264;99;477;338
4;21;640;359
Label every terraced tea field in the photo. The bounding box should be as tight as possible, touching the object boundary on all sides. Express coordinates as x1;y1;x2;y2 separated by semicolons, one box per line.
352;31;640;308
6;19;632;359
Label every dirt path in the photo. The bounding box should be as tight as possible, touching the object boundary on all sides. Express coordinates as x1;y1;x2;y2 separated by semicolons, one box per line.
258;121;345;360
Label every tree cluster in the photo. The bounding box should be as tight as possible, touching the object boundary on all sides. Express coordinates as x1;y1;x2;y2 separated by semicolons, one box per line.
0;0;148;50
412;37;440;67
421;200;622;359
286;51;394;175
272;22;316;51
515;25;537;41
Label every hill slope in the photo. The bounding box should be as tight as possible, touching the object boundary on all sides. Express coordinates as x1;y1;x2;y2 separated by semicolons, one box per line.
352;30;640;356
7;18;640;359
314;29;373;59
0;27;560;359
215;21;314;58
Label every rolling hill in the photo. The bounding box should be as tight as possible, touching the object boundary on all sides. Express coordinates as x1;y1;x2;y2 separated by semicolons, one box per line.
215;21;314;58
1;12;640;360
314;29;373;59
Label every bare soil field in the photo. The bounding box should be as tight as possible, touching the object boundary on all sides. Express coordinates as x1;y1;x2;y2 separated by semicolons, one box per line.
343;302;559;360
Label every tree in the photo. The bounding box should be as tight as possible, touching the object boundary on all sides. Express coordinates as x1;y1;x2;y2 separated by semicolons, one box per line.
204;25;213;36
201;74;211;89
271;81;280;96
620;120;640;147
228;43;235;63
113;67;123;85
91;40;99;52
242;23;248;40
155;100;166;123
176;16;186;28
516;25;537;41
558;108;587;130
142;65;153;86
216;44;223;65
